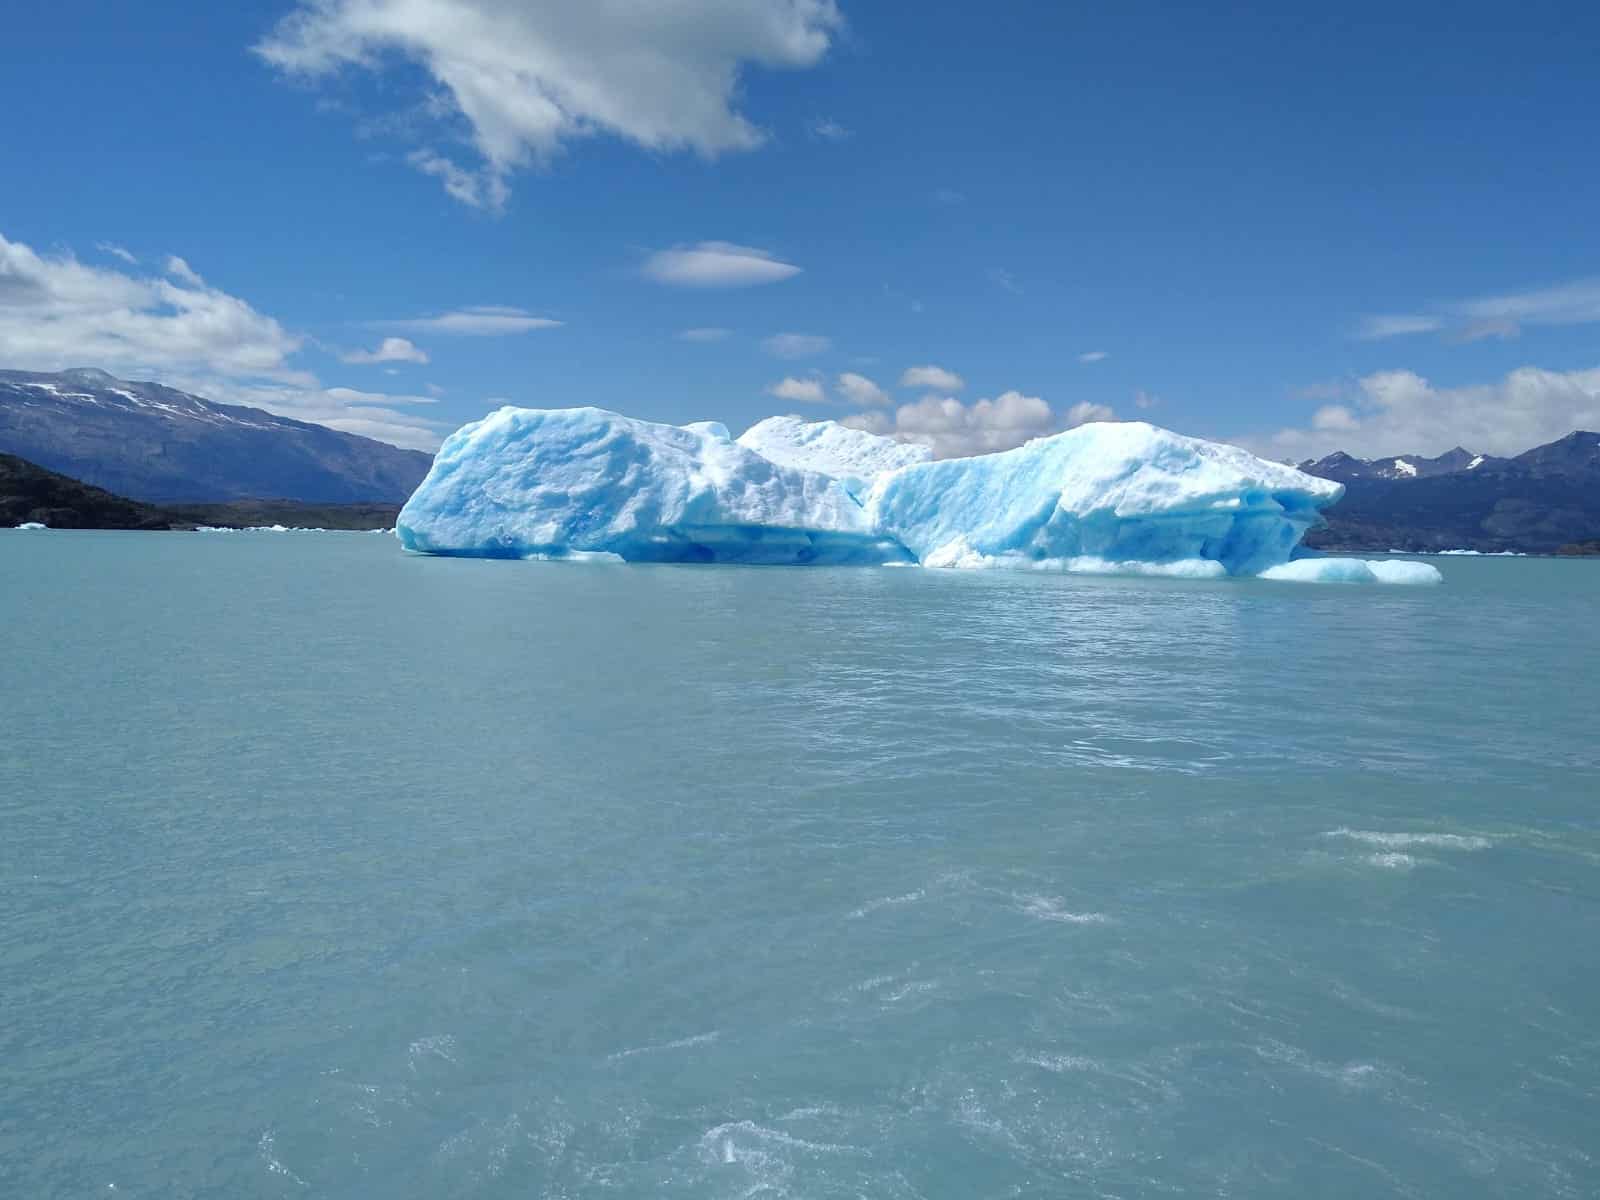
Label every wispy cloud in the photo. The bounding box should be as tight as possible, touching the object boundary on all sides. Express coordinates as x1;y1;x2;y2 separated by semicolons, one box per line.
1356;277;1600;341
1078;350;1108;364
807;117;852;141
643;242;801;288
762;332;830;358
900;364;964;391
987;268;1022;295
96;242;137;266
386;306;562;335
677;326;732;342
1355;314;1446;340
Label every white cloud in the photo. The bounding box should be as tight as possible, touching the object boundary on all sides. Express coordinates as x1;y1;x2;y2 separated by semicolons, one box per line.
835;371;888;407
899;364;964;391
256;0;842;207
96;242;138;265
678;326;732;342
165;255;204;287
1356;277;1600;341
343;336;429;364
0;230;448;450
1133;389;1158;410
842;390;1114;458
1356;314;1445;340
644;241;801;288
387;305;561;335
766;376;825;403
762;332;830;358
808;117;851;141
1078;350;1107;363
1249;364;1600;460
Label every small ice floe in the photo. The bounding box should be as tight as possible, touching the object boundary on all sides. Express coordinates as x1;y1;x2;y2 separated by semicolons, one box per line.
14;521;48;530
1258;558;1442;585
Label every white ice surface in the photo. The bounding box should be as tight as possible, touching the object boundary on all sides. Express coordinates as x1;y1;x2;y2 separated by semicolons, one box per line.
736;416;932;500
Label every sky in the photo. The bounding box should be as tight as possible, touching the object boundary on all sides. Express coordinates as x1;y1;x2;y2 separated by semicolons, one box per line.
2;0;1598;459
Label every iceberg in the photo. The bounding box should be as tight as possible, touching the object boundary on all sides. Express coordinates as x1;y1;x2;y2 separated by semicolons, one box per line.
395;406;911;564
396;407;1432;583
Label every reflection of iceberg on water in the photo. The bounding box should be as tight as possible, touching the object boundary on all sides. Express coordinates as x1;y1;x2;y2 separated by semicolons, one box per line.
395;407;1440;584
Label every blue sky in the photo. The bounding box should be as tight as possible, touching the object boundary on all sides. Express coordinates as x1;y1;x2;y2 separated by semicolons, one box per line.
2;0;1598;457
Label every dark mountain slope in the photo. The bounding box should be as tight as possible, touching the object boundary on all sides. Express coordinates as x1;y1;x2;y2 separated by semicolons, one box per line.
1;453;174;529
0;368;432;503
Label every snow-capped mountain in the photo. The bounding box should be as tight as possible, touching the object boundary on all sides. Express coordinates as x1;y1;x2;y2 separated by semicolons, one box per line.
0;368;431;503
1300;431;1600;553
1298;446;1506;482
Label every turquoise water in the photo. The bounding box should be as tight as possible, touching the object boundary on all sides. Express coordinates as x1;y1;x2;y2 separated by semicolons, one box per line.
3;531;1597;1198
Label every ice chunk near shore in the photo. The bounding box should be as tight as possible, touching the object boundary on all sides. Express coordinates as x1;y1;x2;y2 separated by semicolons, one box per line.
866;421;1346;577
15;521;48;530
396;406;911;564
737;416;932;500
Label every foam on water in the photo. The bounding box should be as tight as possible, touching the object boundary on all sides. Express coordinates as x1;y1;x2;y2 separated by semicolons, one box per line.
1324;828;1494;851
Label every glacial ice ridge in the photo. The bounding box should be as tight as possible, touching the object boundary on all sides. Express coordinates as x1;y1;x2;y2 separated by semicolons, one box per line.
396;407;1432;582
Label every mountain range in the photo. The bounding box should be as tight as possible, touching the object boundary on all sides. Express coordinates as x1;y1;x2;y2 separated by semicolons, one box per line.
1299;431;1600;554
0;368;431;503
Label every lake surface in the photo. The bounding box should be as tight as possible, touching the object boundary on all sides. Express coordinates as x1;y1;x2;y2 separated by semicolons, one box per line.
3;531;1597;1198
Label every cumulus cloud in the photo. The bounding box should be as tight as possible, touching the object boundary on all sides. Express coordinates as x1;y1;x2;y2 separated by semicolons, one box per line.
678;326;732;342
644;242;801;288
762;331;830;358
766;375;825;403
342;336;429;364
1356;277;1600;341
386;305;561;335
1249;364;1600;460
0;229;447;450
1078;350;1108;363
256;0;842;207
843;391;1114;458
835;371;888;407
899;364;963;391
